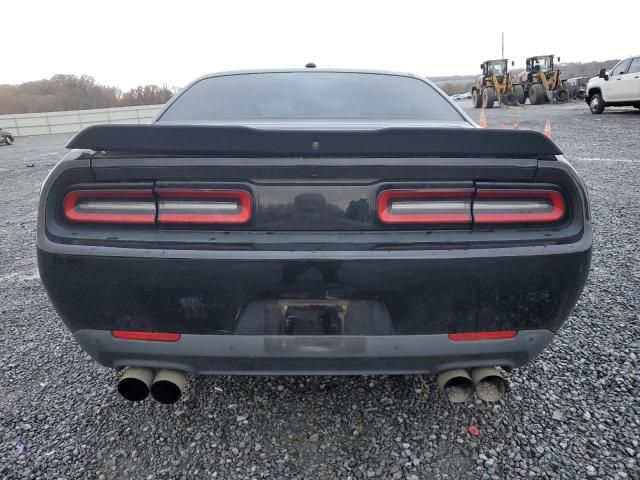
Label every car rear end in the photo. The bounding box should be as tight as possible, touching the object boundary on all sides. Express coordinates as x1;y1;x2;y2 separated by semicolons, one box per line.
37;70;591;402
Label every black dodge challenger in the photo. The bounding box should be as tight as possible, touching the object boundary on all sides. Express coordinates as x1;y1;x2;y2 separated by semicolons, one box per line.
37;69;591;404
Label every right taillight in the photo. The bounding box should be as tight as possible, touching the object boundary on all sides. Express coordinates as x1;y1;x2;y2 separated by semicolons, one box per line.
377;188;473;224
377;187;567;226
473;189;566;224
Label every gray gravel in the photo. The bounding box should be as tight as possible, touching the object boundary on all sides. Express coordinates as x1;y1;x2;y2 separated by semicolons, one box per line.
1;102;639;479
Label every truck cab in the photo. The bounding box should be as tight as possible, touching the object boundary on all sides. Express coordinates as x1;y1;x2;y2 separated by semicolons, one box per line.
483;59;508;80
586;56;640;114
527;55;554;77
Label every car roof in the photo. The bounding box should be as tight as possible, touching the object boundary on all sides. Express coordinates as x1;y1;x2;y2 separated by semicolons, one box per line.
193;68;420;82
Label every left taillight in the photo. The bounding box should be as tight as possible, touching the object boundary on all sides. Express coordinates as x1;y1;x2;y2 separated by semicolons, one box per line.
63;189;156;224
62;188;254;225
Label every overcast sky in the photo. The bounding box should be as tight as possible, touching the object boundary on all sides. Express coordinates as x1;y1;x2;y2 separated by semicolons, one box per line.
4;0;638;89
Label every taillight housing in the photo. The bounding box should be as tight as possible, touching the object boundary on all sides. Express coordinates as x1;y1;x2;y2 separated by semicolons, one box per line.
156;189;252;224
377;187;566;226
377;189;473;224
63;189;156;224
63;187;253;225
473;189;565;224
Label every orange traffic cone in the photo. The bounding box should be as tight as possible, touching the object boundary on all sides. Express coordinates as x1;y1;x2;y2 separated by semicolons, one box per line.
499;122;505;129
513;116;520;129
479;109;487;128
543;119;552;138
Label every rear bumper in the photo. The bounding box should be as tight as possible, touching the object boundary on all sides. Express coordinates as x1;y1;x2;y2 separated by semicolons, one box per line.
74;329;555;375
38;238;591;338
39;219;590;374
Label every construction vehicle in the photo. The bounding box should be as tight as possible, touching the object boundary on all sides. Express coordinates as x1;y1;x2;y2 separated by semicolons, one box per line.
516;55;568;105
565;77;589;100
471;59;519;109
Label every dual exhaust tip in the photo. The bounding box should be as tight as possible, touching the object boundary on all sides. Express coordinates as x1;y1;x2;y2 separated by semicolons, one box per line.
118;365;504;404
118;367;187;404
437;367;506;403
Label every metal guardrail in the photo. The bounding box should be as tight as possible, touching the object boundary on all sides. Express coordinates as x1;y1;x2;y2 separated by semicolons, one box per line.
0;104;163;137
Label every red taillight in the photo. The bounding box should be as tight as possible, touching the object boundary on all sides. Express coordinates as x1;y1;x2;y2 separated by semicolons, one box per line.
63;189;156;224
448;330;516;341
377;188;566;225
112;330;181;342
377;189;473;224
156;189;252;224
474;189;565;224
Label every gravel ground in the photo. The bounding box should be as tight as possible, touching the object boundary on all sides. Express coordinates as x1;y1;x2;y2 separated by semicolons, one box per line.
1;102;639;479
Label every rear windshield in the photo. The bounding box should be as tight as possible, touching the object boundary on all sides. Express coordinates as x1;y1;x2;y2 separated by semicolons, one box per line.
158;72;464;122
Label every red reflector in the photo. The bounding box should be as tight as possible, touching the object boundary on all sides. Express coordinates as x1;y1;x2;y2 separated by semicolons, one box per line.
474;189;565;224
63;189;156;224
448;330;517;341
156;189;253;224
112;331;181;342
377;189;473;224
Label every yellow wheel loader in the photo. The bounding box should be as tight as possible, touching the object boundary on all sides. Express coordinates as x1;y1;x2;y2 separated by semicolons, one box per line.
471;59;519;109
516;55;568;105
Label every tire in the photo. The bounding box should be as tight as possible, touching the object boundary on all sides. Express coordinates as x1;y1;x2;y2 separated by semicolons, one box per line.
6;136;14;145
482;87;495;109
501;92;517;106
589;93;605;114
554;89;569;103
529;83;546;105
515;85;526;104
471;89;482;109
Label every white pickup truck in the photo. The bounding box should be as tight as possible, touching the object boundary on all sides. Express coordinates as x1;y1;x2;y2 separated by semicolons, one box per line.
586;56;640;114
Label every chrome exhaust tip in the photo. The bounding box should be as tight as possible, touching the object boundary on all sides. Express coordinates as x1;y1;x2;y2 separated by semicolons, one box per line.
117;367;154;402
471;367;506;402
437;369;473;403
150;369;187;404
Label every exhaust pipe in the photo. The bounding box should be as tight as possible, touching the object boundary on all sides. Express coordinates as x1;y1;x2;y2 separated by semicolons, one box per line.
150;369;187;404
437;369;473;403
471;367;506;402
117;367;154;401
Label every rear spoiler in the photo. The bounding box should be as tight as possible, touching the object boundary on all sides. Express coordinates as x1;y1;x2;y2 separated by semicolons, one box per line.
67;124;562;158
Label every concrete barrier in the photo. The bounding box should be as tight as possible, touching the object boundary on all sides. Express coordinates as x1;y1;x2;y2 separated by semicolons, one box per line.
0;104;163;137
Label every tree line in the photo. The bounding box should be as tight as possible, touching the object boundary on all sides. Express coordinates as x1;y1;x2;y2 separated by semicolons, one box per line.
0;74;175;115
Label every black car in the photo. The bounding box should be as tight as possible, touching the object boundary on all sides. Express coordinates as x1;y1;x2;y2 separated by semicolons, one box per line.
0;128;14;145
37;69;591;404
